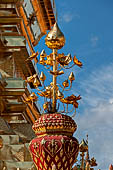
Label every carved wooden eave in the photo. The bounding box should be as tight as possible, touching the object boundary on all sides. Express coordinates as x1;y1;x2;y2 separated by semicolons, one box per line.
0;77;41;125
17;0;55;47
0;6;41;86
0;0;55;82
0;0;19;2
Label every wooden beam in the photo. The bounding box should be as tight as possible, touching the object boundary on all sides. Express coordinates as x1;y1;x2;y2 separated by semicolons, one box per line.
0;15;18;18
0;48;20;52
43;0;55;27
26;107;35;123
19;19;34;53
6;103;26;113
31;0;47;34
0;91;24;96
23;110;32;124
1;115;24;121
22;93;40;120
0;32;21;36
19;6;34;44
1;112;22;116
0;17;21;24
0;0;19;3
2;36;25;47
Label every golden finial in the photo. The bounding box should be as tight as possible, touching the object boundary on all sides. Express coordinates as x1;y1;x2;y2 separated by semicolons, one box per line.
85;162;90;170
79;139;88;152
57;90;64;99
40;72;46;82
62;80;69;88
69;72;75;82
45;22;65;49
40;49;46;57
90;157;97;167
26;15;82;114
85;134;90;164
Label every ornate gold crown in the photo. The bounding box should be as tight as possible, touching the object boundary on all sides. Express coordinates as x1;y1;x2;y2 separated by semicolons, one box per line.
32;113;77;136
45;22;65;49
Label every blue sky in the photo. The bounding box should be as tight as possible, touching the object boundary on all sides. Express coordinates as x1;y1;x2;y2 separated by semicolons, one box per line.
35;1;113;169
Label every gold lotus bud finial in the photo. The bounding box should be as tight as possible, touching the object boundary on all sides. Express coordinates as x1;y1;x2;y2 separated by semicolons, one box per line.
62;79;69;88
57;90;64;99
90;157;98;167
40;49;46;57
65;53;72;65
45;22;65;49
79;139;88;152
69;72;75;82
67;53;72;59
33;77;40;87
43;102;49;110
40;72;46;82
26;76;34;83
40;50;46;65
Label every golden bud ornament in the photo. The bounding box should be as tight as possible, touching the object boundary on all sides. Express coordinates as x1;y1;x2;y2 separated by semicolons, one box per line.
57;90;64;99
40;49;46;57
33;78;40;87
69;72;75;82
40;56;45;65
40;49;46;65
79;139;88;152
26;76;34;83
45;22;65;49
62;79;69;88
43;102;49;110
40;72;46;82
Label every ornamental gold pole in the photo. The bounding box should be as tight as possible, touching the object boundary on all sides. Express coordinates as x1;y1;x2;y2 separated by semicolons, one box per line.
52;49;57;112
81;152;85;170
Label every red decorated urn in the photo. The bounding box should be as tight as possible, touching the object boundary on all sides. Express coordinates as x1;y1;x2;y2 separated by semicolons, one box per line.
29;113;79;170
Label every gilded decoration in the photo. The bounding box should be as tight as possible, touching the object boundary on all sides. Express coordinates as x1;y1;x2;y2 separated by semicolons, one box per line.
28;20;97;170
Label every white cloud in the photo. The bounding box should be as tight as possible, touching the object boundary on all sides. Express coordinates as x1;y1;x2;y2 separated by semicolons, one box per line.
62;13;80;23
90;36;99;47
74;63;113;170
63;13;73;23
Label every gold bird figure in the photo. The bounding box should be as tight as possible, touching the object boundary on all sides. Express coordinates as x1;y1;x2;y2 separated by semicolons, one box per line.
45;54;53;66
57;53;72;66
26;76;34;83
37;92;45;97
43;102;49;110
90;157;98;167
62;80;69;88
50;70;64;76
26;74;38;84
29;92;38;101
37;90;51;98
26;51;39;61
73;56;83;68
33;77;40;87
60;98;73;105
65;94;81;101
60;94;81;109
24;92;38;103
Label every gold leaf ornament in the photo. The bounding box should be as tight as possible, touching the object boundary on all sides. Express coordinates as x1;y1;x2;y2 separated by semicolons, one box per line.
62;79;69;88
68;72;75;82
40;72;46;82
73;56;83;67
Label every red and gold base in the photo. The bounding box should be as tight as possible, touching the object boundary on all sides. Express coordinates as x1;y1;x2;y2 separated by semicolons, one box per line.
29;113;79;170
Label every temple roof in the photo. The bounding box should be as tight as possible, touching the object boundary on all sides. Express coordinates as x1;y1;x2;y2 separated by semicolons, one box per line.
0;0;19;2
